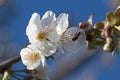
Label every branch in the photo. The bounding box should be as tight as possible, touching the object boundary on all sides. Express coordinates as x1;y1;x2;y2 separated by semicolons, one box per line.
0;56;21;73
0;28;95;74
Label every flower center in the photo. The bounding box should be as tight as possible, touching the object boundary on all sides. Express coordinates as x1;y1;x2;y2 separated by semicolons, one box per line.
29;52;40;63
36;31;47;40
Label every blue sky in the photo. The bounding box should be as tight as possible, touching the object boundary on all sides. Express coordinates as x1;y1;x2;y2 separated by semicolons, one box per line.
5;0;120;80
9;0;110;49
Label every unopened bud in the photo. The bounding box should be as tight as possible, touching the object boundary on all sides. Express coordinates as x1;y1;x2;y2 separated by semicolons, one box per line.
106;26;112;33
101;26;112;37
79;22;88;29
103;41;114;52
94;22;104;30
106;26;112;37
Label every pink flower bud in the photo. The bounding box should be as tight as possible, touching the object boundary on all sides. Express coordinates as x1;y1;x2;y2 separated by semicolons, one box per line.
101;26;112;37
106;26;112;34
79;22;88;29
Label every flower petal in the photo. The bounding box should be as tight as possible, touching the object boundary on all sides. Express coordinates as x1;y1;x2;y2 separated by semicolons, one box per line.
41;11;56;28
26;13;43;44
38;41;57;57
56;13;69;34
64;27;78;40
28;13;41;27
46;21;60;42
62;28;86;53
63;40;82;53
26;24;39;44
56;27;78;53
56;40;64;53
40;53;46;67
20;46;41;70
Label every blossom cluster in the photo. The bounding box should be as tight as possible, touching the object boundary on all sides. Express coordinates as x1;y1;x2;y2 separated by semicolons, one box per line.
19;5;120;80
20;11;86;70
94;5;120;55
77;5;120;55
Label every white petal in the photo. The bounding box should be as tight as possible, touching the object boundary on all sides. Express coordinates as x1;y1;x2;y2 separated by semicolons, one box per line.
62;28;86;53
46;21;60;42
56;40;64;53
57;13;69;34
40;53;46;67
20;47;31;55
28;13;41;27
20;47;41;70
78;29;86;43
63;40;81;53
56;27;78;53
65;27;77;34
41;11;56;28
63;27;80;53
26;24;39;44
64;27;78;40
39;41;57;57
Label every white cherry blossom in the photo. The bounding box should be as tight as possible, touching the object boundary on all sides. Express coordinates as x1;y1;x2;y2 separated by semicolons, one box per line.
57;27;86;53
20;45;45;70
26;11;69;56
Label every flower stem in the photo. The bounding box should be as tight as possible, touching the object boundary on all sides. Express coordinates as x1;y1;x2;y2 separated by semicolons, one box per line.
12;70;25;72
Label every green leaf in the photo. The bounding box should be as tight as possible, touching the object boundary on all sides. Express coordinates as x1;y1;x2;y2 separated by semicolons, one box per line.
106;12;116;26
103;41;114;52
114;8;120;17
94;22;104;30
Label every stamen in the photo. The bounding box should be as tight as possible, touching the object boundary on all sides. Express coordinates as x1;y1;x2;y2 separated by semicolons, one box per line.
29;52;40;63
36;31;47;40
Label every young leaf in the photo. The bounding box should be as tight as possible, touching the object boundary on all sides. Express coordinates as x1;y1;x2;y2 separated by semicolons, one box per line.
94;22;104;30
106;12;116;26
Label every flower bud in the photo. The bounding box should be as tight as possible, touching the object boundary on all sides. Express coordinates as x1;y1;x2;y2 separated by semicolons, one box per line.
94;22;104;30
79;22;88;29
103;42;112;52
105;26;112;37
101;26;112;37
106;26;112;33
103;38;114;52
